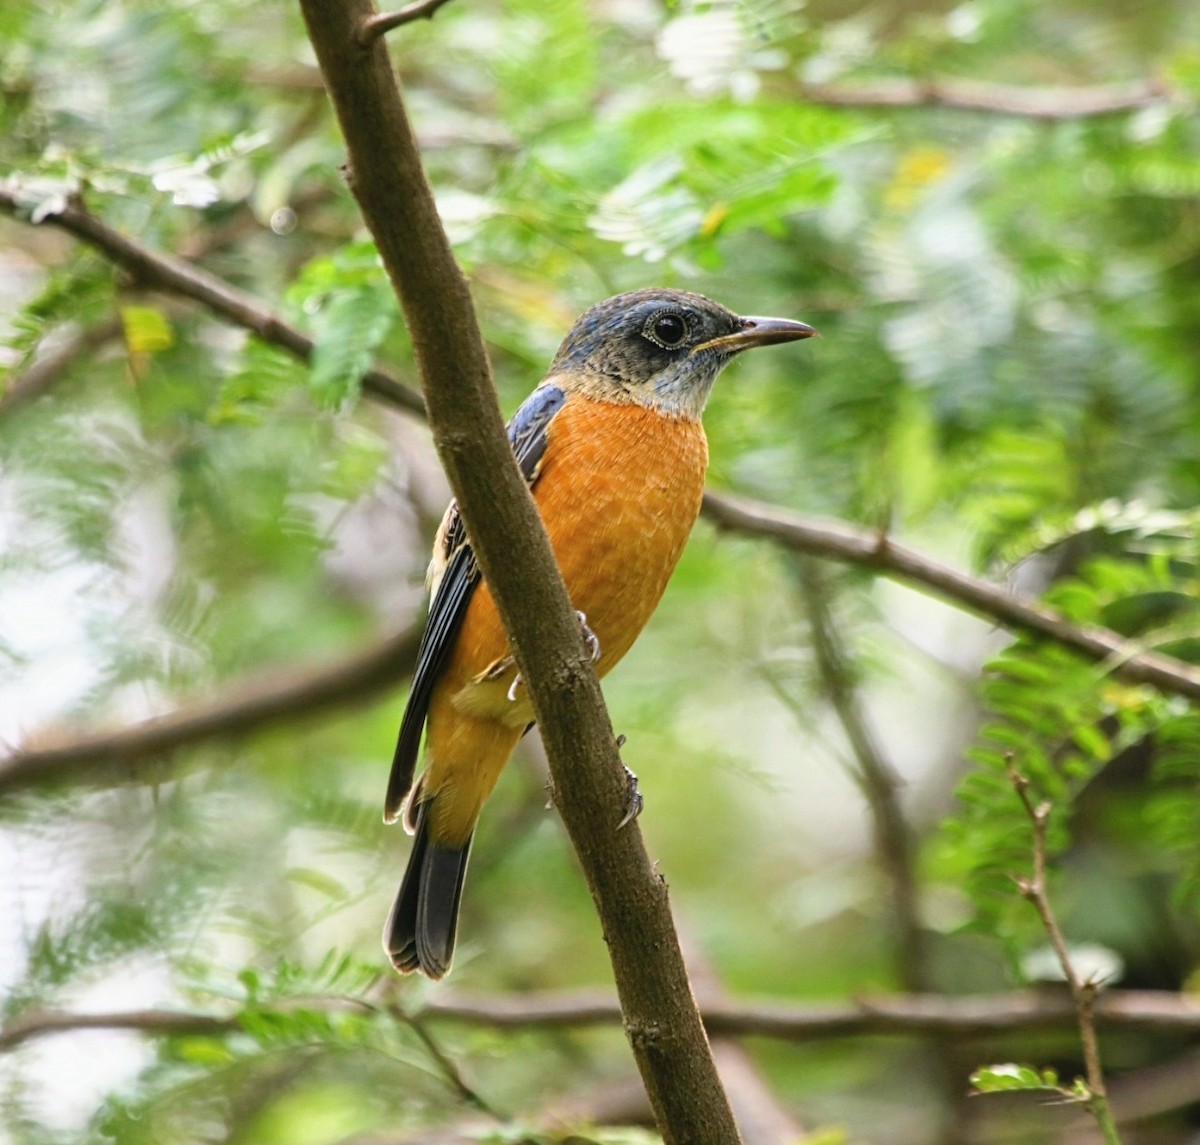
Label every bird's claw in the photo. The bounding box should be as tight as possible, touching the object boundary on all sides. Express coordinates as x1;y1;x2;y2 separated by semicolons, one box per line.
577;610;601;662
616;762;643;830
506;612;599;704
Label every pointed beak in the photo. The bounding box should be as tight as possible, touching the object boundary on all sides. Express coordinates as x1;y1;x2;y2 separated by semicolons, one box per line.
696;315;818;354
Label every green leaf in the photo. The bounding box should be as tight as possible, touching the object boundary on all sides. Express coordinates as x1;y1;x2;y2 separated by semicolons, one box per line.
308;285;398;408
969;1063;1065;1094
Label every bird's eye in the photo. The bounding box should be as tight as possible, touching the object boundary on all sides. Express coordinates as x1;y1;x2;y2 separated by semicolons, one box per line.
646;312;688;348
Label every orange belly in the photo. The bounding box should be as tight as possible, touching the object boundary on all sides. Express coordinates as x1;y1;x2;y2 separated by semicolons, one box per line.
422;395;708;843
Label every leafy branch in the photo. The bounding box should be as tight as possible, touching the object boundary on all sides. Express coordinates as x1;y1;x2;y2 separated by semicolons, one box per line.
0;185;425;416
1006;763;1123;1144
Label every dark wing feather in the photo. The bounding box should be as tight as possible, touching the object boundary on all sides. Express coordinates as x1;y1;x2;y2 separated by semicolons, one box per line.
384;383;568;822
508;381;568;477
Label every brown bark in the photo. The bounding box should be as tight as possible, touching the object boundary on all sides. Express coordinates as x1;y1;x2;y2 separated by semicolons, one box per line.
295;1;742;1140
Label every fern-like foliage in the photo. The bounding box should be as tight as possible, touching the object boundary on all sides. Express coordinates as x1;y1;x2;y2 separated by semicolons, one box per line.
940;523;1200;958
285;241;401;409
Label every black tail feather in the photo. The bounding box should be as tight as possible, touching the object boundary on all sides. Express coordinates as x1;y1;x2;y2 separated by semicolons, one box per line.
384;802;472;979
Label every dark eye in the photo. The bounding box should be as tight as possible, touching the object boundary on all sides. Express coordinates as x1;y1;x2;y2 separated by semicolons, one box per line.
647;312;688;348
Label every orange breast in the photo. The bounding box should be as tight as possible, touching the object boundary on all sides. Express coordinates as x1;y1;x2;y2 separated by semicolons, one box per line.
438;395;709;725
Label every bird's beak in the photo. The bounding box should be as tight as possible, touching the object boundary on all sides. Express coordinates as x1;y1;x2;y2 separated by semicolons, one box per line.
696;315;818;355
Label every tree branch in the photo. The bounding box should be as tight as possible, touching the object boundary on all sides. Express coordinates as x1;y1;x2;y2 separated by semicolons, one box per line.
0;187;425;417
0;625;419;799
6;988;1200;1053
404;1015;498;1116
357;0;457;46
1010;764;1122;1143
0;1008;240;1050
793;557;926;993
702;490;1200;703
295;3;741;1142
0;317;123;417
795;77;1170;119
677;925;808;1145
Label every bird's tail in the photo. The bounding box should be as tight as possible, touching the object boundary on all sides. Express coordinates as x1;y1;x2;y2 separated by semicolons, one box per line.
384;800;472;979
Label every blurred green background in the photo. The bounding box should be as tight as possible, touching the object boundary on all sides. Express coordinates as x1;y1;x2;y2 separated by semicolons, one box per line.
2;0;1200;1141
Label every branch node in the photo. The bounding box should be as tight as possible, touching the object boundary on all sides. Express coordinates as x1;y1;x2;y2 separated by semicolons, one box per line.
624;1019;664;1050
357;0;457;47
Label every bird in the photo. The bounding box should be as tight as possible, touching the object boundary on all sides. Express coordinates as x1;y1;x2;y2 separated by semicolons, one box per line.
384;287;815;978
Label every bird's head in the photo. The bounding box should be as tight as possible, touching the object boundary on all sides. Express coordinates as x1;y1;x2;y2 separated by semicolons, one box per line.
548;288;815;418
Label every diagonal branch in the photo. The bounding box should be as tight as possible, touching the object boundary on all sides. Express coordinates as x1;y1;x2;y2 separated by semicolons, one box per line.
677;925;808;1144
0;625;419;799
0;317;124;417
702;491;1200;703
296;3;741;1142
0;186;424;416
795;77;1170;119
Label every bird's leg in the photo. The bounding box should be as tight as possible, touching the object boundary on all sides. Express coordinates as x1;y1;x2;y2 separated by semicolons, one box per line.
614;734;643;830
506;611;601;703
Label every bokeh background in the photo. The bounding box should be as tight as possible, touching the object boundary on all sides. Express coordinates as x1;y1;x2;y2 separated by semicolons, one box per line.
3;0;1200;1141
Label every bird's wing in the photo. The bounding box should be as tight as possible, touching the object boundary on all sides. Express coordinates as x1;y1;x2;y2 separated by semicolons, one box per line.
384;383;568;823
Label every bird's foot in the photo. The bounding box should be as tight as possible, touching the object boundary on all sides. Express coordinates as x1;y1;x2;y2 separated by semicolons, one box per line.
615;738;643;830
577;610;602;663
505;612;598;703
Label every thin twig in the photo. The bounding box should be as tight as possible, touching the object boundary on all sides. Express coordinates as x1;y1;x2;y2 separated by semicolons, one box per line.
1009;762;1123;1145
6;989;1200;1053
404;1015;500;1116
795;77;1170;120
357;0;457;46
